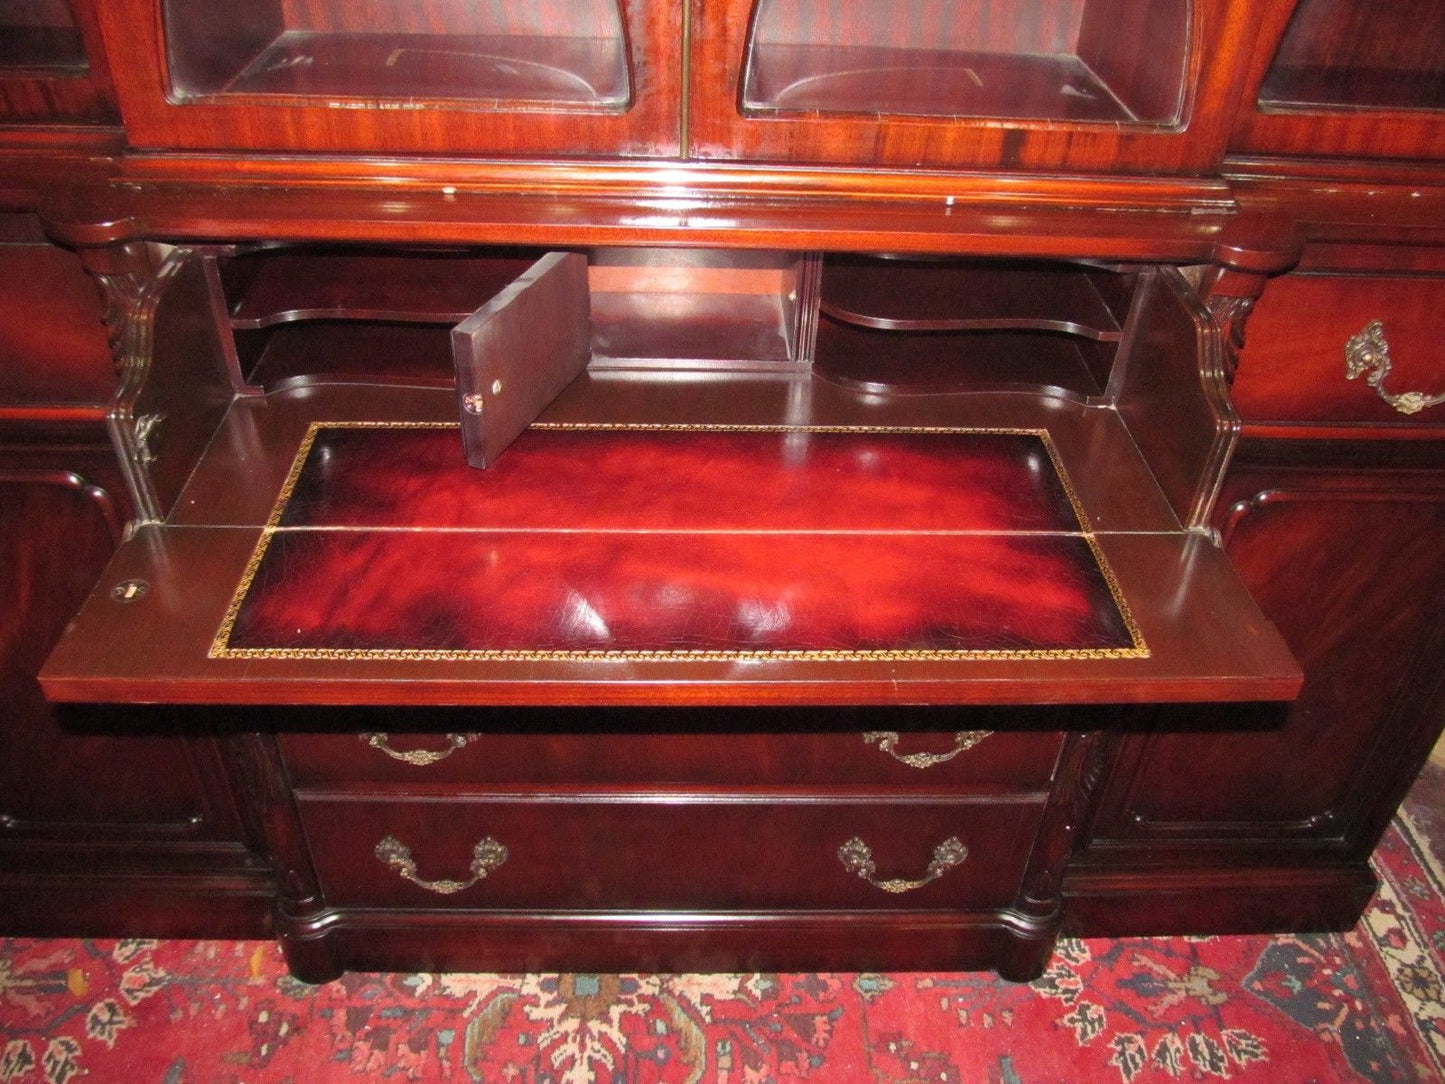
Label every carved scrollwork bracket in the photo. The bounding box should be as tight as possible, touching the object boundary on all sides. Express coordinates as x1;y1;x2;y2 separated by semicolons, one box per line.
1345;320;1445;417
1205;294;1256;385
92;270;151;368
82;246;190;525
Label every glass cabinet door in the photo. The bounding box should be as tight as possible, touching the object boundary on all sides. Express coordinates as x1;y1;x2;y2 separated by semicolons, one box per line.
95;0;681;155
0;0;116;122
1232;0;1445;160
690;0;1268;173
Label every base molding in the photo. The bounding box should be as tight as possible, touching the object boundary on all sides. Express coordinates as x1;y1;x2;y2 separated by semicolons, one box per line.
276;908;1056;984
1061;863;1377;939
0;870;274;939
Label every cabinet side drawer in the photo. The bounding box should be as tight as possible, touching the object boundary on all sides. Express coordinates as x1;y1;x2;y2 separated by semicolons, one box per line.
1232;274;1445;430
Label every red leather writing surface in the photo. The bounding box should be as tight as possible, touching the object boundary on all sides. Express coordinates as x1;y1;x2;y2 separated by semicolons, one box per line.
217;424;1140;659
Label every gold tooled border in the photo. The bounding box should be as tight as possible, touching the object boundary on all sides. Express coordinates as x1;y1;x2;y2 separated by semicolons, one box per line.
210;422;1148;662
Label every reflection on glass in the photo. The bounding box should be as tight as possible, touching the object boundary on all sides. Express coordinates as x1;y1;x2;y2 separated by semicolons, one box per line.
1259;0;1445;113
0;0;87;72
742;0;1190;125
162;0;630;106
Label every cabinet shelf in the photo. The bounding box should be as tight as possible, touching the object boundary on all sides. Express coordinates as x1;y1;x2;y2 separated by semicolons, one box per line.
191;30;629;106
226;250;543;329
814;257;1128;397
820;257;1127;338
745;45;1139;123
814;323;1111;398
1257;0;1445;114
740;0;1188;126
0;2;86;72
163;1;631;107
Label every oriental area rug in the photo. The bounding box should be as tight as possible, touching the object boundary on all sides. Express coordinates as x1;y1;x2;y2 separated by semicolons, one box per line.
3;767;1444;1084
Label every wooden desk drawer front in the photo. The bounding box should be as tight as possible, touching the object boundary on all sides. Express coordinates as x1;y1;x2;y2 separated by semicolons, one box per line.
280;725;1064;791
1232;274;1445;431
296;796;1044;912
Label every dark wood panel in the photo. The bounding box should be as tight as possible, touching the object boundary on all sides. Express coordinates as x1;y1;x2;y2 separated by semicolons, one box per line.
451;251;590;469
0;458;239;845
0;223;114;407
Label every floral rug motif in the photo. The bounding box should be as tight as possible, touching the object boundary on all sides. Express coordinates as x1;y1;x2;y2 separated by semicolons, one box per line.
3;768;1444;1084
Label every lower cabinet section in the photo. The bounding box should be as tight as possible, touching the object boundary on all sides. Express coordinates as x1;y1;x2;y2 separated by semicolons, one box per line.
1070;443;1445;934
231;726;1110;982
0;443;272;936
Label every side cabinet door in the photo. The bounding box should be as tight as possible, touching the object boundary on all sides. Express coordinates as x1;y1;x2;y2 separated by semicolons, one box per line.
451;251;591;469
1088;461;1445;862
0;461;239;849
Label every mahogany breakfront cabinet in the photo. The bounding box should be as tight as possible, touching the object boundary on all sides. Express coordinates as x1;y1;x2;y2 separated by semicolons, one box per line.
1;0;1443;982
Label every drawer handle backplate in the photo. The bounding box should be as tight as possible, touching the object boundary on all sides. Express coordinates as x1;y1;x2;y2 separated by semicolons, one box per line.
361;732;480;766
1345;320;1445;416
837;836;967;894
375;834;508;895
862;730;992;768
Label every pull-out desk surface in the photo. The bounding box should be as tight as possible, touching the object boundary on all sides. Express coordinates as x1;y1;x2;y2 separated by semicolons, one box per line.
42;375;1300;707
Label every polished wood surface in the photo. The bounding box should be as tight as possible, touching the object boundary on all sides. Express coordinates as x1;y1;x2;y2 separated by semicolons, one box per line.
0;214;114;406
1084;449;1445;875
40;372;1301;706
3;0;1444;980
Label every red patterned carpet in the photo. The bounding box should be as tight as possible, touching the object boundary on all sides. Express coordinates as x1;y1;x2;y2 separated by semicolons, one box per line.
4;766;1444;1084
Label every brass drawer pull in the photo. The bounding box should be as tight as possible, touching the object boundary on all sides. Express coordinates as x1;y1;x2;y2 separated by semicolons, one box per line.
837;836;967;894
374;835;508;895
862;730;992;768
360;732;480;766
1345;320;1445;416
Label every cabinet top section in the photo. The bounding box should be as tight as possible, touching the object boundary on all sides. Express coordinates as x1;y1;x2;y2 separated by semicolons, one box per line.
4;0;1445;248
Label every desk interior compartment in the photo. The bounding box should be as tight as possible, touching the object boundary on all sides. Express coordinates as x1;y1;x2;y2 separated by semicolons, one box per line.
40;247;1301;709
